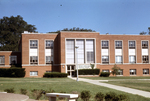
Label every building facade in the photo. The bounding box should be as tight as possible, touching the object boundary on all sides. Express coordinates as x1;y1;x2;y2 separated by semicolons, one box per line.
0;31;150;77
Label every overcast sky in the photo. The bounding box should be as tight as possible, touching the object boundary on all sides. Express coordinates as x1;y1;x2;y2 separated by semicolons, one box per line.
0;0;150;35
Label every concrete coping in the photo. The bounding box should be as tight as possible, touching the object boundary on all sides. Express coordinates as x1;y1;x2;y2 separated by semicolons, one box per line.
46;93;78;98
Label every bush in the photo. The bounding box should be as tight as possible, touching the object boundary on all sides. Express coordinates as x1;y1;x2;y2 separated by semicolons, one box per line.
20;88;27;95
105;92;117;101
95;92;105;101
4;88;15;93
81;90;91;101
31;89;44;100
75;69;100;76
100;72;110;77
43;72;68;78
0;68;25;77
118;94;128;101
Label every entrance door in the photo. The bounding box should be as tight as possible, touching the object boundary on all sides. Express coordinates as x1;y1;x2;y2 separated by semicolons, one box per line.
67;65;75;77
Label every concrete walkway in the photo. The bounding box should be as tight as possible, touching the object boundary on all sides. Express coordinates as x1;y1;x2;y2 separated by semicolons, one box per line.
69;77;150;98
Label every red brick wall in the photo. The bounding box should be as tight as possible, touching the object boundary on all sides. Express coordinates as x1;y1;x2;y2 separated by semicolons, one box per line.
0;51;21;68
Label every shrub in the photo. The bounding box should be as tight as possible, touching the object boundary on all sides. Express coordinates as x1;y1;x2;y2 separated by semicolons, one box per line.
4;88;15;93
31;89;44;100
43;72;68;78
20;88;27;95
100;72;110;77
81;90;91;101
105;92;117;101
0;68;25;77
75;69;100;76
118;94;128;101
95;92;104;101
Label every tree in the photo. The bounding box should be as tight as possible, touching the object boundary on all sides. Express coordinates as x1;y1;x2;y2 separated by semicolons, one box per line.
48;27;95;33
139;31;147;35
0;15;37;51
111;64;121;76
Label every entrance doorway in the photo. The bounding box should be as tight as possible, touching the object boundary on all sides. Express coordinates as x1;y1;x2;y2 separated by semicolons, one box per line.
67;65;75;77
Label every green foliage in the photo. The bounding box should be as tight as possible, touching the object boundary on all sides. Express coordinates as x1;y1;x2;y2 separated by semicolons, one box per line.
0;68;25;77
90;64;94;69
81;90;91;101
105;92;117;101
48;27;95;33
75;69;100;76
111;64;121;76
31;89;44;100
20;88;27;95
4;88;15;93
95;92;105;101
118;94;128;101
0;15;36;51
100;72;110;77
43;72;68;78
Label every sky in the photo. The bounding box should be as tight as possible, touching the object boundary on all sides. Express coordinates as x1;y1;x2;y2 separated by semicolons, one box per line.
0;0;150;35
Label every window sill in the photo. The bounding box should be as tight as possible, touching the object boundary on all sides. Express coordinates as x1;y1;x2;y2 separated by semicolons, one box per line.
130;75;136;76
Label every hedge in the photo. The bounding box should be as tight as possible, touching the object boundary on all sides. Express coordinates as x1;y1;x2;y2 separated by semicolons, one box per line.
0;68;26;77
43;72;68;78
100;72;110;77
75;69;100;76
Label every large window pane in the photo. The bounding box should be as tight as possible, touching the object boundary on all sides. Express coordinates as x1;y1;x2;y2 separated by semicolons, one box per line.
115;56;122;64
30;40;38;49
76;39;84;64
142;56;149;63
0;56;5;65
86;39;94;63
129;56;136;63
45;40;53;49
102;56;109;64
9;56;17;65
30;56;38;65
142;41;148;49
129;41;135;49
66;39;75;64
115;41;122;49
102;41;108;49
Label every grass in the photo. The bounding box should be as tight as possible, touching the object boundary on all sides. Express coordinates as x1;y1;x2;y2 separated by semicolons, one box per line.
82;76;150;80
0;77;150;101
105;79;150;92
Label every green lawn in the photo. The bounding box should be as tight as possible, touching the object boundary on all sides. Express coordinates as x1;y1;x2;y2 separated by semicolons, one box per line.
82;76;150;80
105;79;150;92
0;77;150;101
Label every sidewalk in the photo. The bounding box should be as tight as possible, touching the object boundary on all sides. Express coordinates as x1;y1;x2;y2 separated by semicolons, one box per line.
69;77;150;98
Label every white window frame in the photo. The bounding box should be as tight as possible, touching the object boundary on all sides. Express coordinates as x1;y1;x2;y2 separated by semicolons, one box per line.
115;56;123;64
143;69;149;75
30;40;38;49
102;41;109;49
102;56;109;64
30;56;38;65
30;71;38;76
130;69;136;75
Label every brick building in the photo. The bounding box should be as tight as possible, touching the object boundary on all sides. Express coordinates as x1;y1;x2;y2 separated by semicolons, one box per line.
0;31;150;77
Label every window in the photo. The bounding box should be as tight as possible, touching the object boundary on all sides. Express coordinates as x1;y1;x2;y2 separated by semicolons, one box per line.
102;41;108;49
30;56;38;65
76;39;84;64
143;69;149;75
30;40;38;49
129;41;135;49
0;56;5;65
142;41;148;49
46;56;52;64
9;56;17;65
45;40;53;49
86;39;94;63
66;39;75;64
115;41;122;49
117;70;123;75
102;56;109;64
142;56;149;63
115;56;122;64
102;70;109;72
130;69;136;75
129;56;136;63
30;71;38;76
